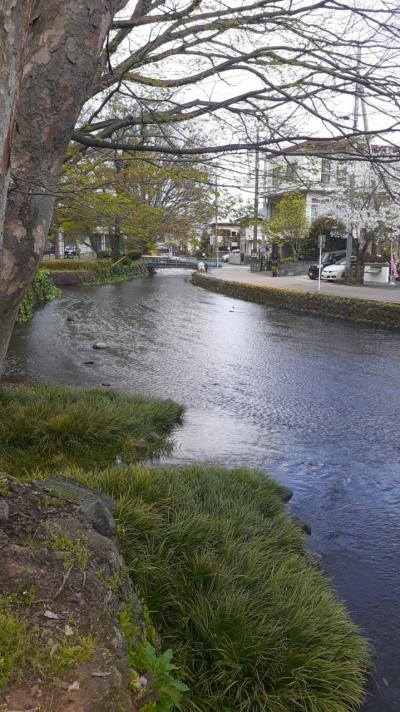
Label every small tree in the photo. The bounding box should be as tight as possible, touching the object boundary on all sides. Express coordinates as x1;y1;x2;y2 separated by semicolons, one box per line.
266;193;307;258
329;166;400;280
308;216;346;251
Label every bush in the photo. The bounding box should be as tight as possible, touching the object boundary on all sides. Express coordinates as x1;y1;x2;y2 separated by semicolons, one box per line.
71;464;371;712
0;383;183;475
17;270;61;324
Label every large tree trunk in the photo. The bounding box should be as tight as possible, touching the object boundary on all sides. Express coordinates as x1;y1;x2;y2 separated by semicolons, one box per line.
0;1;30;247
0;0;124;376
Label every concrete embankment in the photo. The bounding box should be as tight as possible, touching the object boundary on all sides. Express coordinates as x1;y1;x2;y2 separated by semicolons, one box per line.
192;272;400;330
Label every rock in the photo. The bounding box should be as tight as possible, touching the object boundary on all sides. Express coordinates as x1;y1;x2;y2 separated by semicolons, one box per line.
292;516;312;535
0;477;142;712
81;498;116;538
66;316;74;322
305;549;322;569
0;499;9;522
93;342;108;350
279;485;293;502
36;475;116;514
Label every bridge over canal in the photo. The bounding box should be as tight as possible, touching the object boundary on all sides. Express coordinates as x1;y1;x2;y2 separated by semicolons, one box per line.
143;256;199;269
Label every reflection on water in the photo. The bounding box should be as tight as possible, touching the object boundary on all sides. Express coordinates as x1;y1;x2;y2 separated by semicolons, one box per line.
5;269;400;711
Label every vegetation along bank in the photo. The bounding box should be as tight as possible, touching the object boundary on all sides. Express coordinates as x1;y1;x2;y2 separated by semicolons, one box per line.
41;258;151;287
17;270;61;324
0;382;371;712
192;272;400;330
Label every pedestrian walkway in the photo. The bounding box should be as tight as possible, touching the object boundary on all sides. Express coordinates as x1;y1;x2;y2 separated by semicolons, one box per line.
212;265;400;303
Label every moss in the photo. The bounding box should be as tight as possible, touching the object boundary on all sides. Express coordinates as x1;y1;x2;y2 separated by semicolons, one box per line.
37;634;95;677
49;531;90;571
0;610;30;689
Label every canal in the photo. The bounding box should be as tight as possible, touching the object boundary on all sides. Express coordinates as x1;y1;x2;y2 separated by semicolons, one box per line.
5;270;400;711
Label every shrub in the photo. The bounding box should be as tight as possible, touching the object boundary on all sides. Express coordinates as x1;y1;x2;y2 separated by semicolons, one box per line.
17;270;61;324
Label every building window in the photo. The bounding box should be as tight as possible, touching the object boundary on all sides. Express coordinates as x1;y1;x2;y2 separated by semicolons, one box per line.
272;166;282;187
336;163;347;185
321;158;332;184
285;161;298;181
311;197;331;220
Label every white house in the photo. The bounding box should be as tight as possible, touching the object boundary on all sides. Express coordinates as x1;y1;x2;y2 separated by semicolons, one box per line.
263;142;400;223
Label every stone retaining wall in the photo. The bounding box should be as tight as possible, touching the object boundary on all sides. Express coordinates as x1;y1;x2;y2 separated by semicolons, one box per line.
51;270;97;286
192;272;400;330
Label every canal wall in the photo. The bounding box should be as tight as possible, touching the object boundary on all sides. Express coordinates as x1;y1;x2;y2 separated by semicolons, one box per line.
192;272;400;330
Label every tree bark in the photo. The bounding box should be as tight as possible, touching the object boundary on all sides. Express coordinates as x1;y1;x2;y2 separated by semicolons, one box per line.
0;0;123;376
0;1;30;248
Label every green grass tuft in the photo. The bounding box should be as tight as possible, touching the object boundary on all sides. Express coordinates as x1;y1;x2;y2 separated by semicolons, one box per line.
0;383;183;476
69;464;371;712
0;609;30;689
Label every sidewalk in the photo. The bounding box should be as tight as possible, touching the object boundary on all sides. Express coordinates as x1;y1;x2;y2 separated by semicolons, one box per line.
213;265;400;304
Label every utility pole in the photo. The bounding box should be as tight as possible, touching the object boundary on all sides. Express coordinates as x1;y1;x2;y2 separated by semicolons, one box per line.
253;121;260;254
345;45;363;283
214;173;219;267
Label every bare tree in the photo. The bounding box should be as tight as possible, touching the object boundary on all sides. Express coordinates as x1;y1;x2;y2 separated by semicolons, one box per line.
1;0;400;373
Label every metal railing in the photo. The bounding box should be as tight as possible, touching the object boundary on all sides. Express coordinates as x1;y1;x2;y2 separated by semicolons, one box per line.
143;256;199;268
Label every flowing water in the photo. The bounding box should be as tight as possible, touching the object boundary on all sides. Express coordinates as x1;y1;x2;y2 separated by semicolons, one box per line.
5;270;400;711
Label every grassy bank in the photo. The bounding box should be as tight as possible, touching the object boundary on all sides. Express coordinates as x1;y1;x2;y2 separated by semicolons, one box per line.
17;269;61;324
41;258;150;286
0;383;183;476
192;271;400;330
0;384;371;711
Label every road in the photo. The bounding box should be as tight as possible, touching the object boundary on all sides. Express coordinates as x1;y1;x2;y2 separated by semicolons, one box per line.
211;265;400;303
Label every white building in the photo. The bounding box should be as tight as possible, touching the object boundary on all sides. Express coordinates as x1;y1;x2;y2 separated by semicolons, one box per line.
265;152;344;222
263;143;400;223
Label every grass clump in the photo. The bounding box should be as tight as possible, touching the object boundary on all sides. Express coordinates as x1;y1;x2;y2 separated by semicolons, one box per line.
0;608;30;689
70;464;371;712
37;634;95;678
0;383;183;476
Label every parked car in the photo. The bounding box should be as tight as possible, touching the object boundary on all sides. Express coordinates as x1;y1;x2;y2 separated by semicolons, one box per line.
64;244;77;258
307;251;346;280
321;257;356;281
222;249;240;262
